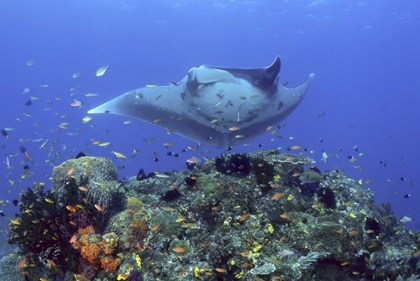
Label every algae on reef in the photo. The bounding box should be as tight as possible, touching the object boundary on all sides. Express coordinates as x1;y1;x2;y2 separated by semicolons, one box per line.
4;151;420;281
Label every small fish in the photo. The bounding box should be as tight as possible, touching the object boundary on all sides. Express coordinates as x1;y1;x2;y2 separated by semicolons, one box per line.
280;213;289;220
45;198;54;204
229;126;240;131
239;214;250;222
187;156;201;164
85;92;99;97
82;116;93;123
321;152;328;163
112;151;127;159
67;166;75;175
172;247;187;254
215;268;227;273
161;206;177;212
289;145;301;150
299;171;324;184
72;71;81;78
71;100;82;107
150;224;160;231
17;257;27;268
94;204;105;212
400;216;412;223
26;60;36;66
321;221;341;227
270;193;285;200
278;249;295;256
146;84;158;87
95;65;109;77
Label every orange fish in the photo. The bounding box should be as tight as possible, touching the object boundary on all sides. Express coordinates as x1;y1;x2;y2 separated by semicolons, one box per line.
94;204;105;212
270;193;285;200
239;214;250;222
126;208;136;214
24;151;31;160
341;261;350;266
67;166;75;176
349;230;359;236
66;205;77;212
292;172;301;177
336;227;344;234
150;224;160;231
279;213;289;220
92;140;101;145
169;184;178;189
368;243;377;249
78;186;88;192
215;268;227;273
229;126;240;131
46;259;56;266
18;257;27;268
290;145;301;150
69;234;77;243
172;247;187;253
365;179;373;184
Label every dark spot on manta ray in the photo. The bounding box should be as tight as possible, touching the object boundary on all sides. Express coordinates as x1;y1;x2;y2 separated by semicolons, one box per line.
87;56;315;149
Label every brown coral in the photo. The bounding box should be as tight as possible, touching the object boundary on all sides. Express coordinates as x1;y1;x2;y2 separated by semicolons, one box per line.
100;255;121;272
81;243;100;263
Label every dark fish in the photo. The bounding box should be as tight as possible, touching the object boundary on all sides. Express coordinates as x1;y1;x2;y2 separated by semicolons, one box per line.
153;158;159;162
186;162;196;171
353;145;359;152
318;112;325;117
167;152;173;156
25;100;32;106
75;152;86;159
117;165;125;169
319;138;324;143
19;146;26;153
400;177;406;181
136;169;155;181
182;149;187;153
12;199;19;206
173;153;180;157
0;210;5;216
161;189;181;201
258;144;264;148
404;194;410;199
1;129;7;138
228;146;233;151
277;101;283;110
23;165;29;170
104;110;110;114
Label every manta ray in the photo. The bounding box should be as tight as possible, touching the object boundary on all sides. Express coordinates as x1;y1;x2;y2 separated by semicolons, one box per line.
88;56;315;149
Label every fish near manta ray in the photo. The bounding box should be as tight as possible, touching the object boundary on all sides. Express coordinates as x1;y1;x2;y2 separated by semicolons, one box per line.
88;56;315;149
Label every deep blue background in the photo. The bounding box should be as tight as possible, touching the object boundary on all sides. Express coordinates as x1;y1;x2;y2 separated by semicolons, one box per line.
1;0;420;251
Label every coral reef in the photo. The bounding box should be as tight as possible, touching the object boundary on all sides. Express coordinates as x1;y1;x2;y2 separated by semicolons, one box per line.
52;156;126;221
5;150;420;281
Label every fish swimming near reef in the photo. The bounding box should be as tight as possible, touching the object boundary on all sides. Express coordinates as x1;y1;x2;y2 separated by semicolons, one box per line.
88;56;315;149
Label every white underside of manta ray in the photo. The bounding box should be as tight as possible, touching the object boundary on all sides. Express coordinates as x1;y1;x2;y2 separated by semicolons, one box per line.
88;56;315;149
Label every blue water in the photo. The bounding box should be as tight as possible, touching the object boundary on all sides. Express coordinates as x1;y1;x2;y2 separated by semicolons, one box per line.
0;0;419;249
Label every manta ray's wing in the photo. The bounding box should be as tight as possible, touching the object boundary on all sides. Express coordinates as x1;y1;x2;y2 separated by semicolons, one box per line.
88;56;315;149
